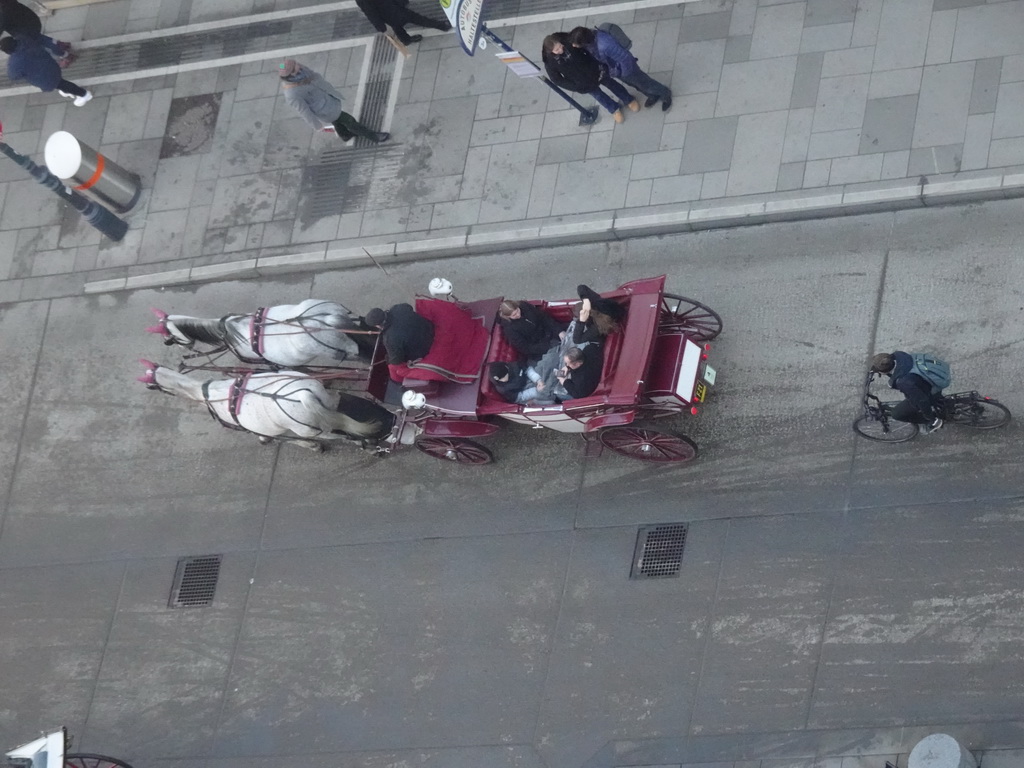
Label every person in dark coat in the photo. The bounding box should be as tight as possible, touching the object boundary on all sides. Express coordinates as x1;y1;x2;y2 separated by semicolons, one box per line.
555;344;604;401
869;351;946;434
569;26;671;111
498;299;565;359
0;0;73;64
365;304;434;365
488;361;551;405
0;36;90;105
541;32;637;123
354;0;451;46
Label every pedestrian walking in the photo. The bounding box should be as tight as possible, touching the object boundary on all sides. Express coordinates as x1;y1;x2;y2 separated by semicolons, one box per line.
278;59;389;143
541;32;638;123
354;0;451;46
0;0;74;66
569;26;672;111
0;35;91;105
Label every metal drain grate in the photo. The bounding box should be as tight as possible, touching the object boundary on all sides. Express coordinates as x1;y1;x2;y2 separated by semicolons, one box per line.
169;555;222;607
630;524;688;579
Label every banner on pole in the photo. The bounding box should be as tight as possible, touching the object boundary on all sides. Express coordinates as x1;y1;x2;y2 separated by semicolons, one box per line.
440;0;487;55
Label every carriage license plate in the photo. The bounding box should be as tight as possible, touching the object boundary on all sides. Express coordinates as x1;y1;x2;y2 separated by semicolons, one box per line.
693;381;707;402
703;364;717;385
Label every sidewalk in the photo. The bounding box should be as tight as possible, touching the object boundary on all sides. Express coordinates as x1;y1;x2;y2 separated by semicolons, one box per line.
0;0;1022;302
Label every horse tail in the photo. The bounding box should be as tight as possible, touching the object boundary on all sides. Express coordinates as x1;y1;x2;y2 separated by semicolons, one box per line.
329;393;395;439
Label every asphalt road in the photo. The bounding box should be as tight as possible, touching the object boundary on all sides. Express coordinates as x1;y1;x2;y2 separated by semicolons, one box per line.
0;201;1022;768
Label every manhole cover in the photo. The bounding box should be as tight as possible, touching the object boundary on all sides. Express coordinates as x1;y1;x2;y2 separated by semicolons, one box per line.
168;554;222;607
161;93;222;158
630;524;688;579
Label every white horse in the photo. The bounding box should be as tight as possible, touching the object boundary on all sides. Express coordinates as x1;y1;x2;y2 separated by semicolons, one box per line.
146;299;377;368
138;361;394;451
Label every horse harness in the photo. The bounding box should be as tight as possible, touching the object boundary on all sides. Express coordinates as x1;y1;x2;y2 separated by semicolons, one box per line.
201;372;329;439
202;373;252;432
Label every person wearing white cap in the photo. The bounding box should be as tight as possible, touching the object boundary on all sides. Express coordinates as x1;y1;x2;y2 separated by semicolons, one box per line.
278;59;388;143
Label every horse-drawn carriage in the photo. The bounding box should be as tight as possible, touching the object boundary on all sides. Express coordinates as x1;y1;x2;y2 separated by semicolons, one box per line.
6;727;132;768
140;276;721;464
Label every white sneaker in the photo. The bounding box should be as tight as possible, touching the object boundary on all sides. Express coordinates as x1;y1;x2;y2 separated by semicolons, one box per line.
57;89;73;99
72;90;93;107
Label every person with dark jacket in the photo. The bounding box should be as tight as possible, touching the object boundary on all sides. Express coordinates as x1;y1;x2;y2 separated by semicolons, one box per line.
569;26;672;111
541;32;638;123
869;351;947;434
0;35;90;105
0;0;73;64
555;344;604;401
488;361;551;405
354;0;451;46
365;304;434;365
498;299;565;359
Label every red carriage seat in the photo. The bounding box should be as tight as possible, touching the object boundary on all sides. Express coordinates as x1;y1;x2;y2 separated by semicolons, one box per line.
389;298;490;385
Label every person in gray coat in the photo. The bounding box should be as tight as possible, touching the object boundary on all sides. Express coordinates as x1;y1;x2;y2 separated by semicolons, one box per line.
278;59;388;143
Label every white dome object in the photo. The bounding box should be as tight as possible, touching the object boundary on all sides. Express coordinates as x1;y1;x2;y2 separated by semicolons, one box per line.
44;131;83;179
402;390;427;409
428;277;453;297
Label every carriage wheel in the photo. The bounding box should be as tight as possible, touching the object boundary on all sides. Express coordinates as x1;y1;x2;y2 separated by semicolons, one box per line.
660;293;723;341
415;437;494;465
636;402;687;420
599;427;697;463
66;754;135;768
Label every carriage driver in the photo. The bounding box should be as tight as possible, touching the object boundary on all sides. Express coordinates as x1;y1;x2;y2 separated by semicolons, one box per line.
365;304;434;365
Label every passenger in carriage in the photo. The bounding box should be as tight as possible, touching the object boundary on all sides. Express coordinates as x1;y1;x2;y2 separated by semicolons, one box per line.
488;361;555;405
552;344;604;401
568;295;620;348
365;304;434;365
497;299;566;360
577;283;626;325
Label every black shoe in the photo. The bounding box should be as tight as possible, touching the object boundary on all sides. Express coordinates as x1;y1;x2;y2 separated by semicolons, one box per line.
440;19;452;31
661;96;672;112
404;34;423;44
374;132;390;143
644;95;660;108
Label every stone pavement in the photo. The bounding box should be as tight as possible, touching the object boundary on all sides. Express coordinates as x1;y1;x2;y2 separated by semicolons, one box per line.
0;0;1023;302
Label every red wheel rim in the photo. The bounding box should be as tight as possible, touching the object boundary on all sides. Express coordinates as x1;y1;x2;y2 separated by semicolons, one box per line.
599;428;697;462
416;437;493;464
66;755;135;768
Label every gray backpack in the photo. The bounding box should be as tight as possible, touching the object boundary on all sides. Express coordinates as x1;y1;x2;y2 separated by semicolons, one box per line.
597;22;632;50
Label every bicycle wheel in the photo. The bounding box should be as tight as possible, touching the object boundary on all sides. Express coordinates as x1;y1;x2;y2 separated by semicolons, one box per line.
853;414;918;442
952;398;1012;429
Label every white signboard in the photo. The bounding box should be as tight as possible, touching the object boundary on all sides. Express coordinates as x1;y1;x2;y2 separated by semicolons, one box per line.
441;0;487;55
496;50;541;77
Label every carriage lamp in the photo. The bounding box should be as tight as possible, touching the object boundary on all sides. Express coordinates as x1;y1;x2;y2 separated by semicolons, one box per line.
402;391;427;409
691;406;699;415
429;278;454;298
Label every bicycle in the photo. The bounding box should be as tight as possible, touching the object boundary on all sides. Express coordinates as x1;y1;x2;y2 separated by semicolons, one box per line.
853;371;1012;442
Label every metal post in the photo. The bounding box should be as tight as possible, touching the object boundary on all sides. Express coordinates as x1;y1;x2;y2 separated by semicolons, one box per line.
0;139;128;241
481;25;599;126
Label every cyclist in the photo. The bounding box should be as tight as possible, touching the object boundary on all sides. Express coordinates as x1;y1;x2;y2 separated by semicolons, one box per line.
869;351;950;434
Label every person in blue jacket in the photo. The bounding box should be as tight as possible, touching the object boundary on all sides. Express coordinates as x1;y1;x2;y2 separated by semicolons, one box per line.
569;26;672;112
0;35;91;105
0;0;74;64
